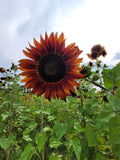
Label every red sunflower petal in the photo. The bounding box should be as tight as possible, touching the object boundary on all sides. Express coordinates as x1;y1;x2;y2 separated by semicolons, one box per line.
49;32;55;51
28;42;43;56
57;84;66;100
62;43;75;56
37;82;47;97
50;83;57;99
69;72;85;79
23;50;37;61
40;35;48;53
45;83;51;99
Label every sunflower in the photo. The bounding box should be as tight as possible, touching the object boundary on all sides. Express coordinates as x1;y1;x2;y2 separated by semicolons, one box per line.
0;67;6;73
19;32;84;101
101;47;107;57
88;61;94;67
88;44;107;60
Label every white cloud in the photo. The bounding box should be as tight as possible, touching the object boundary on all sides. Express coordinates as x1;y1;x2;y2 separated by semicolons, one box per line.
52;0;120;64
0;0;120;69
0;0;50;68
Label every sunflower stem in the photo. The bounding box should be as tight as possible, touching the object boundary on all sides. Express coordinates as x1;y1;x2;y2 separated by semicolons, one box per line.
85;79;113;94
96;59;102;84
41;96;44;160
79;81;86;128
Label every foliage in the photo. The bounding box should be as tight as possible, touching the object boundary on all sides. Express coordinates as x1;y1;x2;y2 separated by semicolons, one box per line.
0;60;120;160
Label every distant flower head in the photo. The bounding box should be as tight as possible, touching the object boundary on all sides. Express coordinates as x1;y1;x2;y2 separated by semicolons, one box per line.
0;67;6;73
101;47;107;57
88;61;94;67
87;44;107;60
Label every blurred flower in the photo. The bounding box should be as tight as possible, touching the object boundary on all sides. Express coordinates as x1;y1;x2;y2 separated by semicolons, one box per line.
88;61;94;67
96;60;102;67
87;44;107;60
1;77;7;80
19;32;85;101
11;63;15;70
101;47;107;57
80;65;91;77
91;44;101;53
0;67;6;73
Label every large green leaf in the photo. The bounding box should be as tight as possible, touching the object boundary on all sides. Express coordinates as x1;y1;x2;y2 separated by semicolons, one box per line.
80;138;89;160
110;95;120;110
19;143;35;160
85;124;98;147
103;64;120;89
103;69;114;89
109;116;120;144
84;99;98;115
115;88;120;99
95;104;115;123
113;144;120;158
54;122;68;139
0;134;14;150
35;132;47;152
107;63;120;81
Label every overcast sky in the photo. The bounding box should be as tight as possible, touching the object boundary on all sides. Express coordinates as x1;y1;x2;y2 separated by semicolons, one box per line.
0;0;120;69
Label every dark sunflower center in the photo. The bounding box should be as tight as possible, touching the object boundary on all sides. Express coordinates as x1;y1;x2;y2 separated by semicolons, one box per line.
38;54;66;82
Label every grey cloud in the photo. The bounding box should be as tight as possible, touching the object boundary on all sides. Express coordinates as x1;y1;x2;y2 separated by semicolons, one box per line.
112;52;120;61
0;0;84;68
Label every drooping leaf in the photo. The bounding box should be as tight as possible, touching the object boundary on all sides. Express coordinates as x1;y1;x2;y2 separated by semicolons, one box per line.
19;143;35;160
49;137;62;149
1;111;12;121
71;137;81;160
109;116;120;144
74;122;84;132
35;132;47;152
85;124;98;147
0;134;14;150
80;138;89;160
23;121;37;135
54;122;67;139
23;135;32;142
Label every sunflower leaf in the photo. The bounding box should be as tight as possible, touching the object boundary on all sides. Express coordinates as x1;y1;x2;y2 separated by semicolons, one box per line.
109;116;120;144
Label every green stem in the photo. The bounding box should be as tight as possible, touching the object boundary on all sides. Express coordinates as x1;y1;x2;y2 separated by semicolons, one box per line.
41;96;44;160
96;59;102;84
79;82;86;128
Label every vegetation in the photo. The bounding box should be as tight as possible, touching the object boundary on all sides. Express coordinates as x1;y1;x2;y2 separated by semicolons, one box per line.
0;59;120;160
